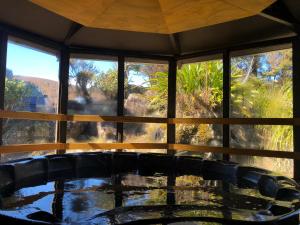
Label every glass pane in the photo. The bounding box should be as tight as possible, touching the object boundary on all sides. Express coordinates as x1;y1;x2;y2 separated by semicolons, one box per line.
230;48;293;176
124;60;168;117
5;39;59;113
231;155;293;177
1;119;56;162
230;125;293;177
67;122;117;143
176;59;223;118
68;58;118;115
175;124;222;159
123;123;167;143
3;119;56;145
230;125;293;151
230;48;292;118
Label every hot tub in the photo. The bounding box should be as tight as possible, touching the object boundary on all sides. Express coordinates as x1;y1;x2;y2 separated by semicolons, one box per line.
0;152;299;225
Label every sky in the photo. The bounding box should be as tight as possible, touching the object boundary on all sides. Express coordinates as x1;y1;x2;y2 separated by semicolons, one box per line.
6;41;115;82
6;41;153;86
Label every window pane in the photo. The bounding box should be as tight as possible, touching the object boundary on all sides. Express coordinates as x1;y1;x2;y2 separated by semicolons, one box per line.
68;58;118;115
2;39;59;161
230;125;293;176
123;123;167;143
230;48;293;176
67;122;117;143
3;119;56;145
176;59;223;118
124;60;168;117
1;119;56;162
231;155;293;177
175;124;222;159
230;125;293;151
5;39;59;113
230;48;292;118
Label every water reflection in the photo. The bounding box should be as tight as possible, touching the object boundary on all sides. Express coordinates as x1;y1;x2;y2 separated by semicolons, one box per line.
0;172;296;224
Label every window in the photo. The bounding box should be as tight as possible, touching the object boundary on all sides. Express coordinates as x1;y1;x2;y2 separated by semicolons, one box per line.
124;59;168;117
68;56;118;115
176;58;223;158
123;123;167;143
176;59;223;118
67;122;117;143
230;48;293;176
5;39;59;113
67;56;118;153
1;38;59;162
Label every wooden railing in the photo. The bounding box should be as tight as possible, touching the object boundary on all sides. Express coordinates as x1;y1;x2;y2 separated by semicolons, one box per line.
0;110;298;159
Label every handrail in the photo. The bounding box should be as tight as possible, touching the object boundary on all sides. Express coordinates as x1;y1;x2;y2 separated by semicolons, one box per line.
0;143;298;159
0;110;298;160
0;110;298;125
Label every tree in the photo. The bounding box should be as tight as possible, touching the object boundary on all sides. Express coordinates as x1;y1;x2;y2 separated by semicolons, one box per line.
4;78;36;111
3;76;55;147
69;59;99;104
93;67;118;99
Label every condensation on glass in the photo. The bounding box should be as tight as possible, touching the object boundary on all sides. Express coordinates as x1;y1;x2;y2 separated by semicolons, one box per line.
124;58;168;117
230;47;293;177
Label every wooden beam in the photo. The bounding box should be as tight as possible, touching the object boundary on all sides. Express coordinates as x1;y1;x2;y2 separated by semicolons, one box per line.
168;118;296;125
0;110;66;121
0;142;300;160
64;22;83;45
170;144;300;160
177;37;294;61
0;143;65;154
169;33;181;55
66;115;167;123
67;143;167;150
0;111;168;123
0;110;298;125
259;1;300;33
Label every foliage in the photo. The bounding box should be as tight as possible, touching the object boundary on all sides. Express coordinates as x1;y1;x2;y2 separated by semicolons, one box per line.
93;67;118;99
3;77;55;146
231;49;293;152
69;59;99;103
176;61;223;118
5;78;37;111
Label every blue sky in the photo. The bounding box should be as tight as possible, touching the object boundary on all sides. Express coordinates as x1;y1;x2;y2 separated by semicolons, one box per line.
7;41;151;86
6;41;115;82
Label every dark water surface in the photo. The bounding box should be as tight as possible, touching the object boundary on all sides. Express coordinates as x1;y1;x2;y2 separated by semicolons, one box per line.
0;172;296;224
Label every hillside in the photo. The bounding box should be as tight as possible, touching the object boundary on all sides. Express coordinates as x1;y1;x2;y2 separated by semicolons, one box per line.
14;75;59;110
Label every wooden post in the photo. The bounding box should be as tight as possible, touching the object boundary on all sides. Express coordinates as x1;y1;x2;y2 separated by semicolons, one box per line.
223;50;230;161
167;58;177;154
0;31;7;161
293;37;300;179
56;46;69;154
117;56;125;151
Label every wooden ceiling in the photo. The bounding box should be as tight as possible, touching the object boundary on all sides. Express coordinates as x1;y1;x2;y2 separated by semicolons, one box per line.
30;0;275;34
